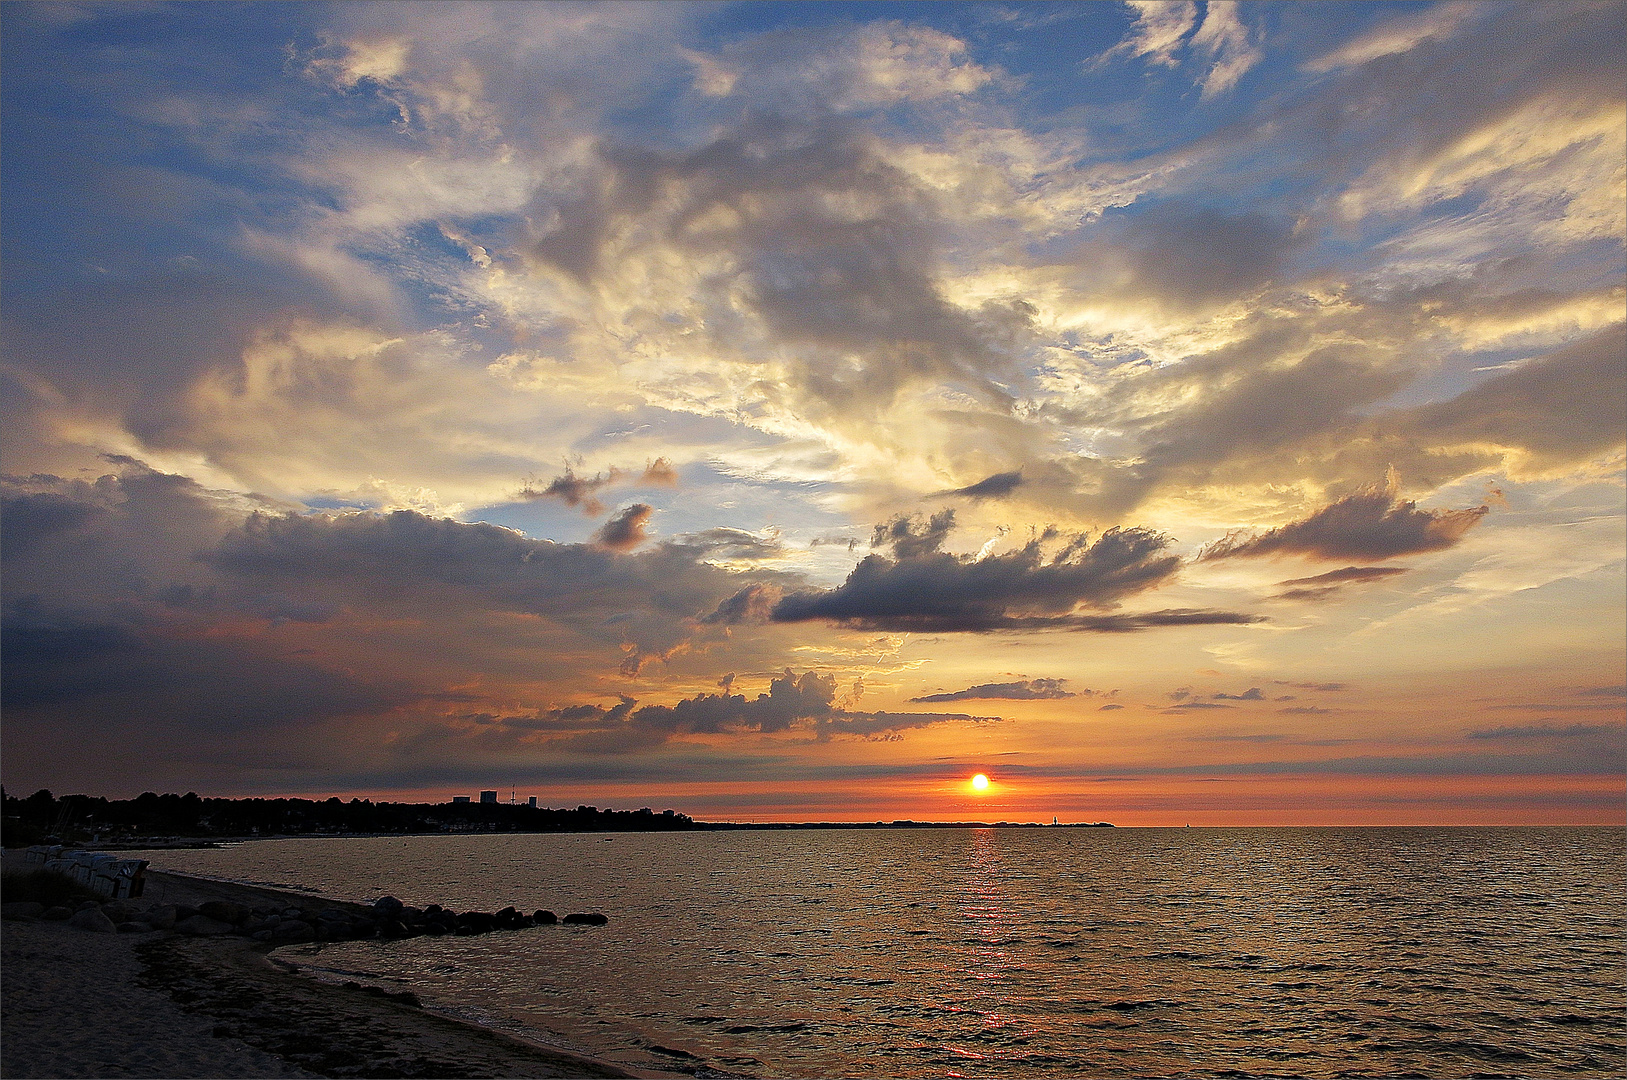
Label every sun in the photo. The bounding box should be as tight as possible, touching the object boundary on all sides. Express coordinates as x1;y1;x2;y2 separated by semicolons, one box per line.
970;773;990;792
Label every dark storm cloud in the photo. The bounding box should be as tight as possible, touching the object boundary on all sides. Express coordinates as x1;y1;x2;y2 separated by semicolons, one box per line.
593;503;653;551
910;678;1074;703
5;463;795;707
1200;477;1488;562
773;510;1256;632
938;471;1023;500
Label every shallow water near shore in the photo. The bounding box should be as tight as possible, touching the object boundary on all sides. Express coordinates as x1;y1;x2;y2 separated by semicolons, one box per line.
133;826;1625;1078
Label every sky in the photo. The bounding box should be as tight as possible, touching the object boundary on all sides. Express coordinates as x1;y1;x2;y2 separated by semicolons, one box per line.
2;1;1623;825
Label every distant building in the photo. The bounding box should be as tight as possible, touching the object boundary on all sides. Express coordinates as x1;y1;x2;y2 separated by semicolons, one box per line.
527;796;537;808
479;790;498;804
452;796;471;804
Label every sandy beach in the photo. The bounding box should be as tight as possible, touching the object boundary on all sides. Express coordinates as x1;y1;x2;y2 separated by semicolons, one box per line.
2;858;664;1079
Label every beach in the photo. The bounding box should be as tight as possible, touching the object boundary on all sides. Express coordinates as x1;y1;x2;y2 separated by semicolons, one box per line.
1;858;663;1079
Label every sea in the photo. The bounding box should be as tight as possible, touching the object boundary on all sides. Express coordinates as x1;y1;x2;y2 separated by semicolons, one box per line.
133;826;1625;1078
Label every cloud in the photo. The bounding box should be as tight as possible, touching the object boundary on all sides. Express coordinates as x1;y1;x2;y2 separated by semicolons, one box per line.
1394;324;1627;476
499;669;996;753
594;503;653;551
1303;2;1485;73
910;678;1074;703
682;21;997;111
1467;723;1619;740
1213;687;1263;701
701;582;781;626
1201;472;1489;562
1279;567;1410;587
641;458;679;486
1272;564;1411;601
1097;1;1257;97
521;467;620;514
773;511;1257;632
521;459;683;514
939;471;1023;500
1102;2;1198;69
1189;2;1261;98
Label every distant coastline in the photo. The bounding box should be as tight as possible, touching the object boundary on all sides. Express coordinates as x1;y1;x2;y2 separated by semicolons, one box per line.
2;788;1110;849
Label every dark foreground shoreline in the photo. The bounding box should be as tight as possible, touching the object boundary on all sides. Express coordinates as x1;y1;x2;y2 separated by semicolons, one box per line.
1;859;672;1079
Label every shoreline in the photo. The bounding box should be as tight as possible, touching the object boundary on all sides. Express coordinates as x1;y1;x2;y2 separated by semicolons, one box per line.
2;856;679;1079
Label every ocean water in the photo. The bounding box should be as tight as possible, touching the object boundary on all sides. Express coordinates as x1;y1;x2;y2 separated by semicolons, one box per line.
135;827;1625;1078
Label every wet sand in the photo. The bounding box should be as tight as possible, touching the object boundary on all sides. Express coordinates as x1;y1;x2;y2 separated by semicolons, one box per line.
2;862;667;1079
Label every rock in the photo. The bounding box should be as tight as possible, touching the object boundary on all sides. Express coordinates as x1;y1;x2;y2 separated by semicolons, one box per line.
146;905;179;930
373;895;404;915
41;907;73;921
455;911;496;934
101;900;135;923
2;902;45;920
199;900;250;925
562;912;609;926
251;929;275;942
116;921;155;934
268;919;315;944
175;915;236;936
280;906;303;919
175;905;202;921
75;900;101;913
68;907;118;933
534;909;557;925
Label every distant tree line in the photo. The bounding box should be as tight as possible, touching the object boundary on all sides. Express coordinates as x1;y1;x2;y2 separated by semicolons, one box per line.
0;787;698;847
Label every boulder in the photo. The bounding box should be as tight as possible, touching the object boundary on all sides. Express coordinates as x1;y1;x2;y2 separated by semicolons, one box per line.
562;912;609;926
68;907;117;933
101;900;135;923
199;901;250;926
373;895;404;915
269;919;315;944
175;915;236;936
116;921;156;934
2;902;45;920
75;900;101;913
41;907;73;921
534;909;557;925
145;905;179;930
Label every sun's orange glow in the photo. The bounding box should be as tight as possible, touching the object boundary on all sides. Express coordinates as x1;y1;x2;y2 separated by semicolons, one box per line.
970;773;990;792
